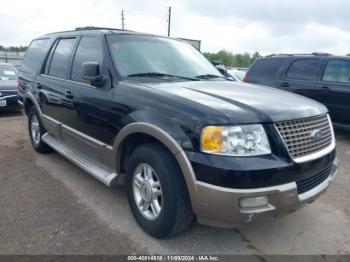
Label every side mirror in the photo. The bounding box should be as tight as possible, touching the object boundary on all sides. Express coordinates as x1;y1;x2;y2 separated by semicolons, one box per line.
82;62;106;87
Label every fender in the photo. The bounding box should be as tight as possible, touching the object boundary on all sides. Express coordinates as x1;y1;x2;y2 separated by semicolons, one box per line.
112;119;200;213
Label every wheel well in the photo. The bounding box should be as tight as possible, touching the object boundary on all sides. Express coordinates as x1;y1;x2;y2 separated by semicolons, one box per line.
119;133;171;174
24;99;34;116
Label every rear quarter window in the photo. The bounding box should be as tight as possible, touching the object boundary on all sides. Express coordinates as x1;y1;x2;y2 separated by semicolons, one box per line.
247;58;286;78
20;39;50;74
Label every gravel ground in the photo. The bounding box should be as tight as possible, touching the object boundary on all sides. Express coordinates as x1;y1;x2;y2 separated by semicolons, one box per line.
0;111;349;255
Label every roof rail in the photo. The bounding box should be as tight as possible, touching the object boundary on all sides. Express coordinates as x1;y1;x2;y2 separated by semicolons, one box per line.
75;26;127;31
45;26;130;35
265;53;332;57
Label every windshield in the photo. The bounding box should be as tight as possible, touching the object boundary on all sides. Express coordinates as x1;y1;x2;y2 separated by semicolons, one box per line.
0;65;17;80
107;34;222;80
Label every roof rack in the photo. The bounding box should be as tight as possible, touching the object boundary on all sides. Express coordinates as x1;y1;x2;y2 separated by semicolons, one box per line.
75;26;127;31
265;52;332;57
46;26;130;35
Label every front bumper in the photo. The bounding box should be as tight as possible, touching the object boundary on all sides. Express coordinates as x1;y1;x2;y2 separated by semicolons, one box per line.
194;159;338;228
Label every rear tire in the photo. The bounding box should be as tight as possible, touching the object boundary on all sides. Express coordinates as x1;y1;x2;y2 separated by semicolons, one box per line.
28;107;52;153
127;143;194;239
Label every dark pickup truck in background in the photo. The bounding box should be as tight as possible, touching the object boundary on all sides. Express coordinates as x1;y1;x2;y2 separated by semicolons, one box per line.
19;27;337;238
244;53;350;129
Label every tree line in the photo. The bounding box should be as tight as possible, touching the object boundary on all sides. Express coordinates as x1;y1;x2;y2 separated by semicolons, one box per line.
0;45;28;52
204;50;262;68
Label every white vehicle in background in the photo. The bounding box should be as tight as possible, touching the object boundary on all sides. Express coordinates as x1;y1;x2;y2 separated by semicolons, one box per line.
228;69;247;81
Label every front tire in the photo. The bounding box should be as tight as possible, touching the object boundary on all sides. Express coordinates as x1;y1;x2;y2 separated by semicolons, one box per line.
28;107;52;153
127;143;194;238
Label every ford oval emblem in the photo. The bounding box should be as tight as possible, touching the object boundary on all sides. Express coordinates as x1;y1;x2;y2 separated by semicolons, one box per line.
311;129;323;141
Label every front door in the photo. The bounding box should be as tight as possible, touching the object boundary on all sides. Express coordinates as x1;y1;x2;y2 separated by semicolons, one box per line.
60;35;115;146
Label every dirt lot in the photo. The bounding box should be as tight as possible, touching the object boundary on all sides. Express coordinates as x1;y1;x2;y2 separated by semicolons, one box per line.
0;112;349;255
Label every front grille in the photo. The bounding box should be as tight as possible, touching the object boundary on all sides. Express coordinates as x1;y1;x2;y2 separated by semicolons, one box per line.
275;114;333;161
296;166;332;194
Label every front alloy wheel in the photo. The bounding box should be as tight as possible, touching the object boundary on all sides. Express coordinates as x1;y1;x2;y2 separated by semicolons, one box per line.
127;143;194;239
133;163;163;220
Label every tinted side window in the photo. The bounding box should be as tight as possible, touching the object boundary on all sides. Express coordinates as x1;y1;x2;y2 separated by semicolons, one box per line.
247;58;286;78
48;38;76;78
322;60;350;83
286;59;320;81
71;36;102;83
21;39;50;74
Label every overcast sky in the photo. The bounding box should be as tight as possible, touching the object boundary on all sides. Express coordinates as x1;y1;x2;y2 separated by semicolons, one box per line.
1;0;350;55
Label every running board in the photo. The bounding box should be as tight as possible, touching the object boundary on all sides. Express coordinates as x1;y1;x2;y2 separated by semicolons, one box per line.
42;133;118;187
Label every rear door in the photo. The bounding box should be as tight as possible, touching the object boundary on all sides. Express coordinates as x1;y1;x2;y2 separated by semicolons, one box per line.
281;58;323;101
37;37;77;128
61;34;115;145
317;59;350;125
19;38;51;109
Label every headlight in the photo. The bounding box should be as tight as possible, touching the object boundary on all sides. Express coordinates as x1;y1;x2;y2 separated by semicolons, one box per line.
201;124;271;156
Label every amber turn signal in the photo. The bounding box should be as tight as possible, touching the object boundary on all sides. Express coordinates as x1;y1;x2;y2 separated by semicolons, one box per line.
201;126;223;152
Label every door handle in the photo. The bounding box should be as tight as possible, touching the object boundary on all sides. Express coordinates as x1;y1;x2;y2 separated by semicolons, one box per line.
280;82;289;88
320;86;330;92
64;90;73;99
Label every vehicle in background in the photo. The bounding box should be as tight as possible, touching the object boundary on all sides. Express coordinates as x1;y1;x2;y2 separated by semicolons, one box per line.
228;68;247;81
211;60;233;79
0;63;22;111
244;53;350;129
228;73;240;81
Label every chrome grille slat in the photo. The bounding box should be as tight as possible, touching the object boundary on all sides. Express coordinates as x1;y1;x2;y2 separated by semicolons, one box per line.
275;114;334;161
284;132;332;147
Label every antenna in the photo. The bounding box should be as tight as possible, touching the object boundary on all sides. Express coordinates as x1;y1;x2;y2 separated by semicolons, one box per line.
121;10;125;30
167;6;171;37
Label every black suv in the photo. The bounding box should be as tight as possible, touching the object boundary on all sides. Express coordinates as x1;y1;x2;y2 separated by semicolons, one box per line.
244;53;350;129
19;27;337;238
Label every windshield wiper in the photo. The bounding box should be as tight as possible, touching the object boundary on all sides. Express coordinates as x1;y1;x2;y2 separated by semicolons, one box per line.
127;72;198;81
195;74;230;80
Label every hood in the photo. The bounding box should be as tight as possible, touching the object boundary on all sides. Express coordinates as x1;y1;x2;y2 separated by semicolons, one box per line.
0;79;17;90
144;81;327;123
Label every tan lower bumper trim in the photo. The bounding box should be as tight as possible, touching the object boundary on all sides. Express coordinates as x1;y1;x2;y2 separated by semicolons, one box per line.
194;161;338;228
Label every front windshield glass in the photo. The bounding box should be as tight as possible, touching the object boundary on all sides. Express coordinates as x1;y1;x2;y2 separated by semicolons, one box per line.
0;66;17;80
107;34;222;80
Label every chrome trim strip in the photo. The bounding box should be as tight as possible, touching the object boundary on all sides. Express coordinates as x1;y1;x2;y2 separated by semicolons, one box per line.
195;180;296;194
0;95;18;99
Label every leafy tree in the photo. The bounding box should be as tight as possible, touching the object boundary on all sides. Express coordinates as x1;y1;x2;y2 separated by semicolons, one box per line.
0;45;27;52
251;51;262;63
204;50;258;67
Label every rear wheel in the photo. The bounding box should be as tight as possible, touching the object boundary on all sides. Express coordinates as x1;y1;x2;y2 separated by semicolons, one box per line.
28;107;52;153
127;143;194;238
